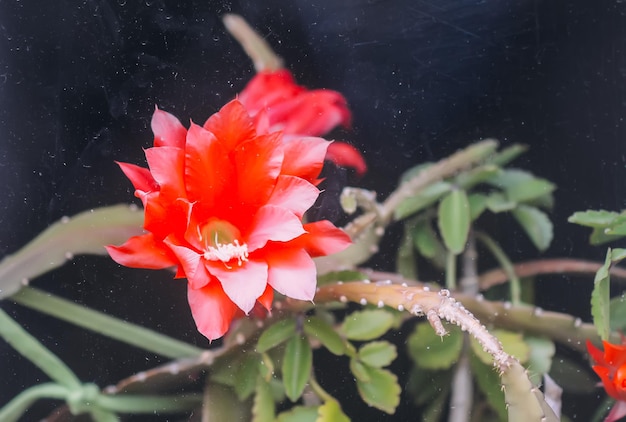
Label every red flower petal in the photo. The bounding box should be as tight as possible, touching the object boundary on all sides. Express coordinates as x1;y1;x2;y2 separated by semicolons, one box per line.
298;220;352;257
257;284;274;312
207;259;268;314
184;123;233;211
165;242;211;290
152;106;187;149
280;136;329;183
267;175;320;218
268;90;351;136
107;233;177;269
266;247;316;301
326;141;367;177
203;100;257;151
603;340;626;367
188;281;240;342
233;132;284;208
143;195;192;241
117;162;158;195
145;146;186;200
246;205;306;251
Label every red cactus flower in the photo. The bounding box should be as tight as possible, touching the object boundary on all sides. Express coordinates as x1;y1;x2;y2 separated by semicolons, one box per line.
238;69;367;176
587;339;626;421
107;99;351;341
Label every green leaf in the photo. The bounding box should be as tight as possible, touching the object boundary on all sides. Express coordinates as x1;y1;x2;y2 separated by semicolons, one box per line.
252;378;275;422
470;353;507;421
341;310;394;341
397;220;418;279
591;249;612;341
277;406;319;422
282;335;312;402
454;165;500;189
486;192;517;213
257;319;296;353
407;322;462;370
610;294;626;331
234;354;260;400
350;358;371;382
612;248;626;262
354;364;401;414
512;205;553;251
525;336;556;385
590;227;625;245
438;189;471;254
358;341;397;368
395;181;452;220
468;193;489;221
568;210;622;227
303;316;345;356
606;221;626;236
413;221;447;265
486;143;528;167
507;179;555;204
317;399;350;422
470;329;530;365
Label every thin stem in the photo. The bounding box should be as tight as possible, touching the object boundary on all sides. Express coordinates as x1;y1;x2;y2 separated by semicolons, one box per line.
478;258;626;290
448;231;477;422
446;251;457;290
475;231;521;305
12;287;204;359
222;14;283;72
0;308;81;389
96;393;202;413
0;383;67;422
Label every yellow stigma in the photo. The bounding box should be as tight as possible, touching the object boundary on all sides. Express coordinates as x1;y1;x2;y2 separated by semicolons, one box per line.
199;219;249;267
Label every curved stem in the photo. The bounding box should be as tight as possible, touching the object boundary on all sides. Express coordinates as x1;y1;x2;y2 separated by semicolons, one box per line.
12;287;204;359
0;383;67;422
0;308;81;389
475;231;521;305
478;258;626;290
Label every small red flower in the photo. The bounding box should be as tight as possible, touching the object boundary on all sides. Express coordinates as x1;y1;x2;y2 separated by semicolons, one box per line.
239;69;367;176
107;99;351;341
587;339;626;421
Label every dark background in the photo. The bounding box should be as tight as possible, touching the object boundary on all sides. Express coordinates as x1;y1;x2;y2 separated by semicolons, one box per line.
1;0;625;420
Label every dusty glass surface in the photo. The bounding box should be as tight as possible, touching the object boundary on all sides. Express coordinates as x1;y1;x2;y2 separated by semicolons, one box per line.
0;1;624;420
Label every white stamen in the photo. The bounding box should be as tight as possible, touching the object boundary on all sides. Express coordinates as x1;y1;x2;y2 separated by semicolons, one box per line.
203;239;249;266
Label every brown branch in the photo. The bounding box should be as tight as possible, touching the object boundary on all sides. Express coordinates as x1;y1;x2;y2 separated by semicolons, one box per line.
478;258;626;290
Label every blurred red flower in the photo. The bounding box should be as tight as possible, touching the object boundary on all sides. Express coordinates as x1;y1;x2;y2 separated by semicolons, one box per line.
107;100;351;341
239;69;367;176
587;339;626;421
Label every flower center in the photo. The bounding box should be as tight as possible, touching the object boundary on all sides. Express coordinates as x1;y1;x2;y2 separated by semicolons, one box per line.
199;219;249;268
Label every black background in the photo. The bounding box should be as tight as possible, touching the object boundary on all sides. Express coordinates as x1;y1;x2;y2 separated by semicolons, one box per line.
1;0;625;420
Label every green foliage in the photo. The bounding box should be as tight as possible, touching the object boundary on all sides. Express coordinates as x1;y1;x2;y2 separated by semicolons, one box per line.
569;210;626;244
590;248;626;340
358;341;397;368
512;205;553;251
252;378;275;422
282;336;313;402
470;354;507;421
407;322;463;370
354;364;401;414
438;189;471;254
317;399;350;422
303;316;345;356
341;309;394;341
257;319;297;353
